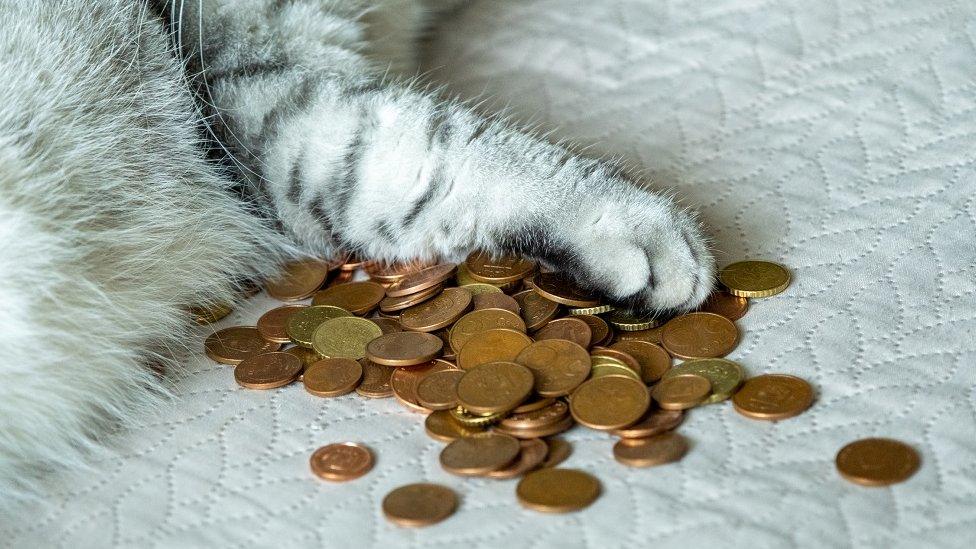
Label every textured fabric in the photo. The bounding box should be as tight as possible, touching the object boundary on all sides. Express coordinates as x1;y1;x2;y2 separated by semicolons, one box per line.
5;0;975;546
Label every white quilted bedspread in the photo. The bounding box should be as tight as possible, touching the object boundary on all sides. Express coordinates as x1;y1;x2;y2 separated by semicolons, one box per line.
7;1;976;547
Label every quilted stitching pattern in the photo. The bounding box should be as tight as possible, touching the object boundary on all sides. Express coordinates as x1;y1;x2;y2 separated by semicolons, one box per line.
5;0;975;547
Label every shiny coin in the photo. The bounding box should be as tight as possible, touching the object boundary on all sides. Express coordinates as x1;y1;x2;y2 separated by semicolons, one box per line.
566;304;614;315
540;438;572;468
257;305;306;344
516;468;600;513
465;251;536;284
533;317;592;348
530;272;599;307
461;282;504;296
651;374;711;410
378;282;444;313
472;292;521;315
449;309;526;354
205;326;281;365
424;409;485;442
234;352;302;390
732;374;814;420
355;358;395;398
484;438;549;479
699;290;749;320
382;483;458;527
513;290;560;331
283;345;321;370
836;438;920;486
416;370;465;411
515;339;591;397
309;442;374;481
455;262;478;286
614;325;664;345
609;409;684;439
456;362;534;415
589;359;642;382
365;260;428;283
498;401;569;432
311;317;383;360
385;263;457;297
570;376;650;430
439;432;521;476
311;281;387;315
286;306;353;348
495;414;575;440
574;315;611;347
303;358;363;397
661;312;739;359
366;331;443;367
606;310;660;331
610;340;672;383
456;328;533;371
266;259;330;301
664;358;745;403
400;287;472;332
391;359;458;413
613;432;688;467
449;407;507;428
339;256;369;271
590;348;642;376
719;260;791;298
190;303;233;325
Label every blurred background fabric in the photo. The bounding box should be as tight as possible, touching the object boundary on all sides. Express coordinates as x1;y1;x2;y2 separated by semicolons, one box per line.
5;1;975;547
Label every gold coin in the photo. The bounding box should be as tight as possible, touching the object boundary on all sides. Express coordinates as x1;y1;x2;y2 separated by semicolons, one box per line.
498;401;569;432
449;406;506;427
385;263;457;297
570;376;649;430
455;362;534;415
698;290;749;320
484;438;549;479
416;369;465;410
400;287;472;332
382;483;458;527
614;325;664;345
465;251;537;284
719;260;791;298
311;317;382;359
311;281;386;315
456;328;533;371
590;348;642;376
651;374;711;410
530;272;599;307
515;340;591;397
205;326;281;365
424;409;485;442
309;442;373;482
257;305;307;344
365;331;443;367
190;302;233;324
540;439;572;468
449;309;526;353
355;358;394;398
303;358;363;397
589;360;641;382
661;312;739;359
455;262;478;286
573;314;611;347
234;352;302;390
516;468;600;513
285;306;353;348
513;290;560;331
606;310;660;331
609;340;672;383
439;432;521;476
533;317;592;348
460;282;504;296
378;282;444;313
609;409;684;438
612;433;688;467
471;292;521;315
732;374;814;420
835;438;920;486
664;358;745;403
266;259;330;301
391;359;458;413
283;345;321;370
566;304;613;315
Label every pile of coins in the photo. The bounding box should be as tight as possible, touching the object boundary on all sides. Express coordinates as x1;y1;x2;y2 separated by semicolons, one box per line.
202;253;919;526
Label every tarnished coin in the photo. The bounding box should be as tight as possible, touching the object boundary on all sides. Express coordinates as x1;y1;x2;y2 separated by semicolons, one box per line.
516;468;600;513
719;260;791;298
465;251;537;284
309;442;374;481
530;272;599;308
461;282;504;296
266;259;330;301
456;362;534;415
533;317;592;348
234;352;302;390
472;292;521;315
540;439;572;468
424;409;485;442
400;287;472;332
371;317;404;334
449;309;526;354
257;305;307;344
613;433;688;467
570;376;650;430
456;328;533;371
391;359;458;413
699;290;749;320
515;340;591;397
366;331;443;367
836;438;920;486
382;483;458;527
190;303;233;325
610;340;672;383
355;358;395;398
661;312;739;359
606;310;660;332
732;374;814;420
439;432;521;476
512;395;557;414
484;438;549;479
574;315;611;347
378;283;444;313
664;358;745;403
651;374;711;410
386;264;457;297
416;369;465;411
609;409;684;439
311;281;387;315
311;317;383;359
205;326;282;365
303;358;363;397
513;290;560;331
286;305;353;348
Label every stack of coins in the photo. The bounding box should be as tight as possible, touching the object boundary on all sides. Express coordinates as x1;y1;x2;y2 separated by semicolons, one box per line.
202;254;919;526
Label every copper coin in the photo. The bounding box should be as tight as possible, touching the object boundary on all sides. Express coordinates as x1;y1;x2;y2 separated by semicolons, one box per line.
456;362;534;415
266;259;330;301
512;395;556;414
499;401;569;432
465;251;537;284
495;414;575;439
449;308;526;353
651;374;711;410
205;326;282;365
515;339;591;397
699;290;749;320
303;358;363;397
378;282;443;313
366;260;429;283
513;290;560;331
234;352;302;389
661;312;739;359
416;370;465;410
382;483;458;527
472;292;521;314
190;303;233;325
540;439;572;468
372;317;404;334
385;264;457;297
574;314;611;347
570;376;650;430
400;287;472;332
366;331;443;367
835;438;920;486
484;438;549;479
325;269;355;287
309;442;374;481
516;468;601;513
614;325;664;345
285;305;353;348
732;374;814;420
256;305;307;344
613;432;688;467
355;358;395;398
533;317;592;348
460;283;504;296
590;348;642;377
311;281;387;315
456;328;533;371
610;340;672;383
424;409;485;442
339;256;369;271
439;432;521;476
434;329;456;360
530;272;599;307
609;409;684;438
391;359;458;413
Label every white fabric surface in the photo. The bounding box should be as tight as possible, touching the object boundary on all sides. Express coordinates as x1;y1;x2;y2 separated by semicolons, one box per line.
6;0;976;547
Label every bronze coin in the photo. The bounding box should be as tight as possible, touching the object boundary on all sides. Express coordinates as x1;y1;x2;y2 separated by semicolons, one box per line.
456;328;533;371
661;312;739;359
498;401;569;432
573;314;611;347
456;362;535;415
366;331;443;367
256;305;307;344
391;359;458;413
465;251;537;284
651;374;711;410
516;468;601;513
266;259;330;301
400;287;472;332
378;282;444;313
285;305;353;348
698;290;749;320
533;317;592;348
513;290;560;331
530;272;599;307
355;358;395;398
205;326;282;365
610;340;672;383
609;409;684;438
311;281;387;315
416;370;465;411
424;409;485;442
303;358;363;397
382;483;458;527
439;432;521;476
732;374;814;420
570;376;650;430
613;433;688;467
366;260;429;283
484;438;549;479
835;438;921;486
309;442;374;481
385;264;457;297
512;395;556;414
234;352;302;390
472;292;521;314
495;414;575;440
339;256;369;271
449;308;526;354
515;339;591;397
